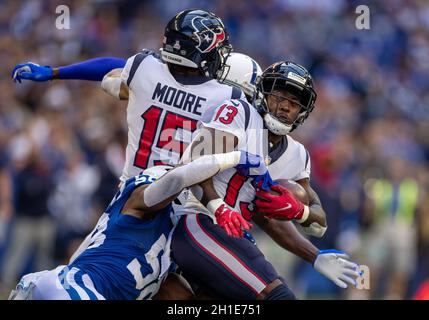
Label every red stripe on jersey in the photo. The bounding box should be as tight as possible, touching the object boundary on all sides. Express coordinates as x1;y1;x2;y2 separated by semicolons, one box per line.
224;172;248;208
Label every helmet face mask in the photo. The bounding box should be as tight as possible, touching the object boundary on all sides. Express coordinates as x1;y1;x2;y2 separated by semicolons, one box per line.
161;9;232;79
254;61;317;134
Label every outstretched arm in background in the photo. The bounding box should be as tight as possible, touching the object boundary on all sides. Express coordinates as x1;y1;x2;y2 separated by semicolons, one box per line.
12;58;129;100
11;57;125;82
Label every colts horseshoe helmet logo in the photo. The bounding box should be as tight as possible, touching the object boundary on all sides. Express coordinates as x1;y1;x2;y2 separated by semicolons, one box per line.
191;16;225;53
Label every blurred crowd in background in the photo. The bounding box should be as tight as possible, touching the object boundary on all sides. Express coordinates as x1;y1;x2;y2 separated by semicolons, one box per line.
0;0;428;299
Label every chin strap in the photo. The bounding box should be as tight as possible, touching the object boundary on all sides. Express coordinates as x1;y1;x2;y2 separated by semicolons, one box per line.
263;113;292;136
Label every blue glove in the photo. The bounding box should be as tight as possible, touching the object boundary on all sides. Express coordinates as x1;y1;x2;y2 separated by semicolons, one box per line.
234;151;264;176
252;171;277;191
235;151;276;191
12;62;53;83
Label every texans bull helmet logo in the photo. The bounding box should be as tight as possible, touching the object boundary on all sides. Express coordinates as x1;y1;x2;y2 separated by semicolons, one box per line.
191;16;226;53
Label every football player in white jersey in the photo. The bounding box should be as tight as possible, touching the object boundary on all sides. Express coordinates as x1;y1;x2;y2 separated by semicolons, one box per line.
170;61;360;299
104;54;358;298
11;9;252;235
116;10;242;181
12;9;245;183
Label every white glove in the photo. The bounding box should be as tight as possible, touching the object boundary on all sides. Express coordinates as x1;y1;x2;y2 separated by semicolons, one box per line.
313;249;360;289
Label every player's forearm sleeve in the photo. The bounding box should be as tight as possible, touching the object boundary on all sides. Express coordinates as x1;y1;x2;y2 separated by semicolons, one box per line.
57;57;126;80
143;151;242;207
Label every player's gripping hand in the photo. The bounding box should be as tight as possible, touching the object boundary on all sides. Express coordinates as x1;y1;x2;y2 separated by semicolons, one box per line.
313;250;360;289
235;151;276;191
215;204;252;238
254;184;309;221
208;199;252;238
12;62;53;83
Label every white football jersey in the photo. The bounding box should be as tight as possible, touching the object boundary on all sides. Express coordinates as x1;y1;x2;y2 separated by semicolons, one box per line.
119;50;245;182
179;99;267;218
178;99;311;219
267;135;311;181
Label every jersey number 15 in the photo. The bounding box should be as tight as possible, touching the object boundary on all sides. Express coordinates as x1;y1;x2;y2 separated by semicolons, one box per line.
134;106;198;169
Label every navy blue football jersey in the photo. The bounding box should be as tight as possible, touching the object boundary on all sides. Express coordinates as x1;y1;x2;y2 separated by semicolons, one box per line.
68;173;173;300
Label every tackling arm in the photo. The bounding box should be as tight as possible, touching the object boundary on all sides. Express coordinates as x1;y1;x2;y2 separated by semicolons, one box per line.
182;126;274;237
123;151;247;215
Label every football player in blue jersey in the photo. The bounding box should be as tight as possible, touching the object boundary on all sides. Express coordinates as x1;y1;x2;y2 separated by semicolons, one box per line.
8;151;275;300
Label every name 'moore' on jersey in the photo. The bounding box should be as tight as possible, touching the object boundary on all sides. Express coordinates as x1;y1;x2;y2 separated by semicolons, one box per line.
179;99;267;219
267;135;311;181
68;173;173;300
119;50;245;182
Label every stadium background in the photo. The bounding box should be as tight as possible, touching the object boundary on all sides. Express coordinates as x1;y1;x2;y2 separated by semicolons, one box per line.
0;0;428;299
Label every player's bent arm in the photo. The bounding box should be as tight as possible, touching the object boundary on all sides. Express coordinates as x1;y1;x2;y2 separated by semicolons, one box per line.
252;214;318;263
296;178;327;237
123;152;243;217
101;68;129;100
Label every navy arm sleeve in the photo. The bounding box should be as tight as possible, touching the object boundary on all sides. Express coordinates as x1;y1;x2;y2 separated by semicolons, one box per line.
58;57;126;81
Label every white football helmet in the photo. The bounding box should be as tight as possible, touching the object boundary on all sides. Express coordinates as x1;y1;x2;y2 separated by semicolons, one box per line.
219;52;263;99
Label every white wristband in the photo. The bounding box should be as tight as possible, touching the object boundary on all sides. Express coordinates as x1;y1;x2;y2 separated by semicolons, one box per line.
296;205;310;224
207;198;226;215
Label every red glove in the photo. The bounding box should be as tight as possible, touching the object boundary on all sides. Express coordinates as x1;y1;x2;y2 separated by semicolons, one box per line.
254;184;309;221
213;203;252;238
